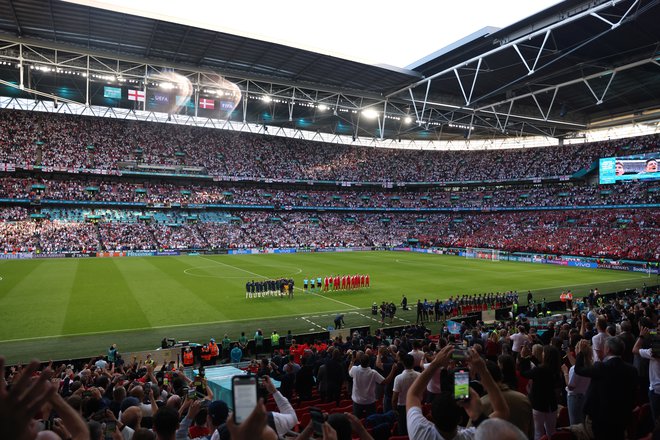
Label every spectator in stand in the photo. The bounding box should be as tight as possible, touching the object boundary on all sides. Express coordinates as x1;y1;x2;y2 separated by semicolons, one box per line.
562;339;592;426
261;375;298;437
633;325;660;427
406;345;510;440
392;353;420;435
519;345;563;440
0;358;88;440
509;326;528;361
349;352;398;418
324;347;345;404
481;360;533;439
591;317;609;362
573;336;638;440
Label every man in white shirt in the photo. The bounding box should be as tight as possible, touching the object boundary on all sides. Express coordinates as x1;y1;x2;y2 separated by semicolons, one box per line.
591;317;608;362
349;352;398;418
94;356;108;370
262;375;298;437
633;326;660;426
409;340;425;369
392;354;420;435
509;326;528;361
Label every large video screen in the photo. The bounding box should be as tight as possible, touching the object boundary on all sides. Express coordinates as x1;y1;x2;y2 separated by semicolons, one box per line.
599;152;659;184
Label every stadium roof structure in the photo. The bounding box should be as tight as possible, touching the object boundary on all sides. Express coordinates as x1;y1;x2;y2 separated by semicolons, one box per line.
0;0;659;143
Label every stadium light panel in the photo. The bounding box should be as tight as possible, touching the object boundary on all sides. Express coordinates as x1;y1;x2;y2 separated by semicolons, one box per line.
262;95;272;103
404;116;412;124
318;104;328;111
362;108;379;119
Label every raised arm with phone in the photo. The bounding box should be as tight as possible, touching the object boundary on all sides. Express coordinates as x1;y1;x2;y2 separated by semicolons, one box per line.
406;345;509;439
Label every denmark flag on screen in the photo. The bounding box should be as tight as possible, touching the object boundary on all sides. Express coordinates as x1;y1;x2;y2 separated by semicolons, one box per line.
128;89;145;102
199;98;215;109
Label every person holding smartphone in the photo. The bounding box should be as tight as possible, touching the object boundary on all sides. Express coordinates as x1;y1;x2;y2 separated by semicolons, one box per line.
406;345;510;440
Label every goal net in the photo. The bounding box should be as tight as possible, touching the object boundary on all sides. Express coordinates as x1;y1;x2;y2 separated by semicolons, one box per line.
465;247;502;261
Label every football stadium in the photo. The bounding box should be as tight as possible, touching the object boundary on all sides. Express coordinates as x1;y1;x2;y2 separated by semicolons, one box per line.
0;1;659;439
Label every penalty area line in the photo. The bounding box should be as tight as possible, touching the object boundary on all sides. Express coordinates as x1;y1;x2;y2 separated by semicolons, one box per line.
301;316;325;331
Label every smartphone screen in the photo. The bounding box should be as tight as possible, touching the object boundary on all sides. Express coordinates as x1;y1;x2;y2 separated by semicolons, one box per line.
104;421;116;440
187;388;197;400
310;409;324;437
454;370;470;401
232;375;257;424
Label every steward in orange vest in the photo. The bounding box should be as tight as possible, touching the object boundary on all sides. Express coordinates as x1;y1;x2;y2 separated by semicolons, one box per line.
183;347;194;366
208;339;219;365
200;344;212;366
566;291;573;309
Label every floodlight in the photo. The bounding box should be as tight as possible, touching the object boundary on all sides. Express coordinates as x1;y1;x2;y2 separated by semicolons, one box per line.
404;116;412;124
263;95;272;103
362;108;379;119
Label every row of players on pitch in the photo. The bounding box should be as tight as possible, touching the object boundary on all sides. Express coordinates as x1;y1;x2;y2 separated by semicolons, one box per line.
245;278;295;298
303;274;370;291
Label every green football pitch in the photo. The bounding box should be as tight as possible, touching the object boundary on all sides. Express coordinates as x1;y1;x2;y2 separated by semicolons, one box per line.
0;251;650;363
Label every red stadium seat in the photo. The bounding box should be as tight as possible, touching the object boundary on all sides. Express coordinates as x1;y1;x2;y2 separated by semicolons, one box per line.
316;401;337;412
298;399;322;410
556;406;569;428
329;405;352;414
297;412;312;432
550;432;574;440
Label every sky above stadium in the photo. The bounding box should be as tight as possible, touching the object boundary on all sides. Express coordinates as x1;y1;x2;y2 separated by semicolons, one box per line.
66;0;562;68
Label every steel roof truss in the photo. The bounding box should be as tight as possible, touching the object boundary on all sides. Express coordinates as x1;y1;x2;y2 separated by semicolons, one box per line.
590;0;639;29
531;87;559;120
453;58;484;106
387;0;630;100
583;71;617;105
90;55;118;74
476;57;653;113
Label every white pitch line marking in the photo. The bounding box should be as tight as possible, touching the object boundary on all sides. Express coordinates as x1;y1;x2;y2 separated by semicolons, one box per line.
0;308;352;343
301;316;325;331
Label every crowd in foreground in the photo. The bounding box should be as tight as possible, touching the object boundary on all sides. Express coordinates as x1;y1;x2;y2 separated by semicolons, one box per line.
0;208;658;262
2;286;660;440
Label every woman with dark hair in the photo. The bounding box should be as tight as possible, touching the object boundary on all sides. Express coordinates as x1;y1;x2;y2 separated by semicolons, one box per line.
485;332;501;363
520;345;563;440
563;339;592;425
497;354;518;392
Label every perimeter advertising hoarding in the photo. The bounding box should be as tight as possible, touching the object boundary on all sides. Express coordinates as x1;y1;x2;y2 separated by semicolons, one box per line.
599;152;659;184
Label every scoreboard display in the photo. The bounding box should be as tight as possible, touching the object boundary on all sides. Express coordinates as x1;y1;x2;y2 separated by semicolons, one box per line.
599;152;659;184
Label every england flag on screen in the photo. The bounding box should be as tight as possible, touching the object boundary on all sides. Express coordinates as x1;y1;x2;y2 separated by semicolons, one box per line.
199;98;215;109
128;89;145;102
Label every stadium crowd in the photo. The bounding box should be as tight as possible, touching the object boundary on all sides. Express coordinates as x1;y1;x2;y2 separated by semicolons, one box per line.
1;110;659;182
1;209;658;261
0;176;658;209
2;287;660;440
